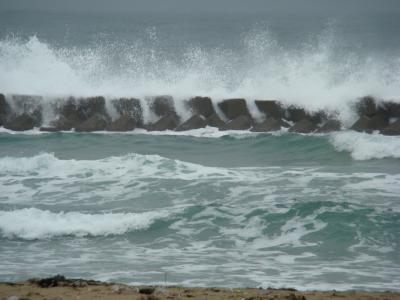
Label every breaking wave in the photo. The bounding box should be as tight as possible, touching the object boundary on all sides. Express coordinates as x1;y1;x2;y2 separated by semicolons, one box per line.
1;27;400;124
0;152;234;179
0;208;168;240
330;131;400;160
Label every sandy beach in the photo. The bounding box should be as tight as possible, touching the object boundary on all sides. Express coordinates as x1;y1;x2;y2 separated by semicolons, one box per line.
1;277;399;300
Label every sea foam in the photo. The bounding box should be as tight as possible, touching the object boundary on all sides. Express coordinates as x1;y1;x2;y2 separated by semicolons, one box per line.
0;152;234;180
330;131;400;160
0;208;168;240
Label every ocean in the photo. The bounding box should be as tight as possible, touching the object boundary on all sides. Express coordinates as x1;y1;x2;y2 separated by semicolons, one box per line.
0;7;399;291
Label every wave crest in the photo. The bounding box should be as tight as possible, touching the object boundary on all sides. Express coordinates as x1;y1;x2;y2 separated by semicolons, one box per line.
0;152;233;179
330;131;400;160
1;28;400;125
0;208;168;240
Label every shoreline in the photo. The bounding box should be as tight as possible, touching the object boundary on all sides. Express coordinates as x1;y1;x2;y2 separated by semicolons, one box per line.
1;277;399;300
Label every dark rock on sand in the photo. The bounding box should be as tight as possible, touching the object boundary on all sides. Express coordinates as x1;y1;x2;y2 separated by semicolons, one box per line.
75;115;109;132
287;293;307;300
316;119;342;133
139;287;155;295
251;117;283;132
356;96;378;117
187;96;215;117
112;98;143;126
149;114;180;131
289;118;318;133
351;114;388;133
4;114;40;131
255;100;284;119
218;98;250;120
381;119;400;135
149;96;175;117
107;115;136;131
222;115;252;130
37;275;66;288
175;114;207;131
29;276;104;290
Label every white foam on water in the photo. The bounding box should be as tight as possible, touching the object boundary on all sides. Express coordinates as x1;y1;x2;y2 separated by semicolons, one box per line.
330;131;400;160
274;252;316;264
136;127;269;138
2;125;400;163
250;215;328;249
343;174;400;200
0;207;168;240
0;152;236;180
0;127;48;135
0;152;280;207
1;126;400;163
0;126;289;140
0;152;249;206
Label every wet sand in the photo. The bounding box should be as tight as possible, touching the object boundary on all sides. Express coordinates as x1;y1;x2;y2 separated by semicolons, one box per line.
1;277;399;300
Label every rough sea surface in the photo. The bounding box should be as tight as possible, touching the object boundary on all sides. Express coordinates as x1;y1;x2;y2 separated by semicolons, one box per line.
0;7;400;290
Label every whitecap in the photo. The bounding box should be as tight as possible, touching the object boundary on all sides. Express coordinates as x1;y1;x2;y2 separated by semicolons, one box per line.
330;131;400;160
0;207;168;240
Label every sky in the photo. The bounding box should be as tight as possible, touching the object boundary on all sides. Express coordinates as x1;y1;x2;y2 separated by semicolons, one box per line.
1;0;400;14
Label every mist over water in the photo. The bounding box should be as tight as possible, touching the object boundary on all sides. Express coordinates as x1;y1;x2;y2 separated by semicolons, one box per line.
1;7;400;291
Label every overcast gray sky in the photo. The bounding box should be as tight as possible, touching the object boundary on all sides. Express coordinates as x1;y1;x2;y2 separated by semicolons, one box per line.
1;0;399;14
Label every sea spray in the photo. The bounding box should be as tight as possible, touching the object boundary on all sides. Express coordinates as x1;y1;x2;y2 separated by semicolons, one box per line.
1;27;400;125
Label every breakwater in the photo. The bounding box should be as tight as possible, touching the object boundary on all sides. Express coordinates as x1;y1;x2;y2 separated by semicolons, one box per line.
1;94;399;135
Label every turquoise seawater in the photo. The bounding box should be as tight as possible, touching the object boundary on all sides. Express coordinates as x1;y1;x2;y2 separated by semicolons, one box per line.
0;130;399;290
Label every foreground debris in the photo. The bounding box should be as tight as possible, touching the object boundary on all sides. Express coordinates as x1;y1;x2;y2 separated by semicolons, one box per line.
0;276;399;300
